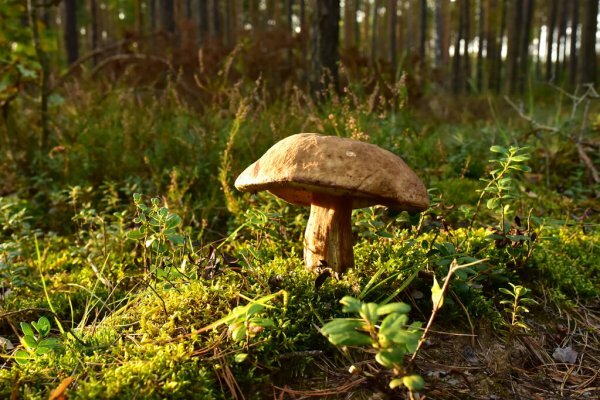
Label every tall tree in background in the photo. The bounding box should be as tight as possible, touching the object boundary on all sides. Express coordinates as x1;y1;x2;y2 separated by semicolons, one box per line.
89;0;99;65
579;0;599;84
389;0;398;75
161;0;175;33
198;0;209;42
370;0;379;63
569;0;579;86
309;0;340;95
476;0;485;91
517;0;534;92
419;0;427;63
64;0;79;65
545;0;558;80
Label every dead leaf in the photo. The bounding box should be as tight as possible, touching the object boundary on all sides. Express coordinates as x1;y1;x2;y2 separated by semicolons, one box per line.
49;376;75;400
552;346;578;364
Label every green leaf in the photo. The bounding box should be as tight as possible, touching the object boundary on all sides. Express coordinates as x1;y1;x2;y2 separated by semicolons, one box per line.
321;319;365;336
326;331;373;347
340;296;362;314
389;378;404;389
248;317;275;328
359;303;380;326
245;303;265;317
389;329;421;352
377;302;411;316
379;313;408;339
231;325;247;342
14;349;30;365
486;198;500;210
167;234;185;246
127;229;146;240
38;337;61;349
402;375;425;391
34;346;51;356
22;334;37;349
431;276;444;310
375;347;405;369
20;322;34;337
490;145;508;154
33;316;51;337
165;214;182;229
234;353;248;363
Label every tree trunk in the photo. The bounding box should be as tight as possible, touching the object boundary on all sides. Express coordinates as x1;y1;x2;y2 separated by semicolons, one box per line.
389;0;398;75
344;0;355;49
208;0;220;39
476;0;484;91
300;0;307;33
545;0;558;80
517;0;534;92
161;0;175;34
150;0;156;32
354;0;361;49
370;0;379;63
463;0;471;91
494;0;507;92
363;0;371;58
452;0;464;93
309;0;340;96
436;0;450;67
249;0;260;32
198;0;208;42
134;0;143;35
569;0;579;86
578;0;599;84
90;0;98;65
419;0;427;64
555;0;568;79
64;0;79;65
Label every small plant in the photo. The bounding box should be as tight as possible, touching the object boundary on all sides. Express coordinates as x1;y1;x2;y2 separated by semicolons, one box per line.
127;194;186;277
198;291;287;362
14;316;62;365
320;296;424;393
499;283;537;331
470;145;530;233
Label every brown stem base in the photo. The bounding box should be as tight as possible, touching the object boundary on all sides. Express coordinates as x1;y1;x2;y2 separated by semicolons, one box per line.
304;193;354;274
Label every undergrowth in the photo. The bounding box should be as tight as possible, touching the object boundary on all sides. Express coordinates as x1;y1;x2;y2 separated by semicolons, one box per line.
0;75;598;398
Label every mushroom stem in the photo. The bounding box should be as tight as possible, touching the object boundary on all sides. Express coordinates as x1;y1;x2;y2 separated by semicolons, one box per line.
304;193;354;274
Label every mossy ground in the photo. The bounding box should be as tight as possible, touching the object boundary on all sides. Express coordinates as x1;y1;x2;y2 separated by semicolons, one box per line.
0;80;599;399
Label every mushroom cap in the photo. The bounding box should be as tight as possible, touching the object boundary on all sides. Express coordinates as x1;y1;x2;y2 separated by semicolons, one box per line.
235;133;429;211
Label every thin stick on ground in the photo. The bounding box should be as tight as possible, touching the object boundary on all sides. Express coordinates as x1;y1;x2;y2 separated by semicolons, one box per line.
410;258;489;364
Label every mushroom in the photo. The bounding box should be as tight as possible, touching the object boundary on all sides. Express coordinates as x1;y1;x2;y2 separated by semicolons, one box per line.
234;133;429;274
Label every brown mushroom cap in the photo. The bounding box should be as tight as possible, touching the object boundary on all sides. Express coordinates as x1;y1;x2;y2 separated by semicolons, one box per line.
235;133;429;211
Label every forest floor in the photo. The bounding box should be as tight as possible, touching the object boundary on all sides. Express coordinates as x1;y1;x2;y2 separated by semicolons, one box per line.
0;81;599;399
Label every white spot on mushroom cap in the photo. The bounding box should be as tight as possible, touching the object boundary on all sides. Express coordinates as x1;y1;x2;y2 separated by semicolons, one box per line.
346;151;356;157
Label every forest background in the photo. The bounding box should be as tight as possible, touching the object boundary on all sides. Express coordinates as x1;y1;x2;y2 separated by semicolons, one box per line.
0;1;599;399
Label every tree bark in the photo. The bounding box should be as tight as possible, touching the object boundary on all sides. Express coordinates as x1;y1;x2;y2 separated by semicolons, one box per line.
389;0;398;75
309;0;340;96
517;0;534;92
199;0;208;42
436;0;450;67
370;0;379;63
64;0;79;65
419;0;427;63
90;0;99;65
344;0;355;49
476;0;484;91
578;0;599;84
569;0;579;86
161;0;175;34
545;0;558;80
